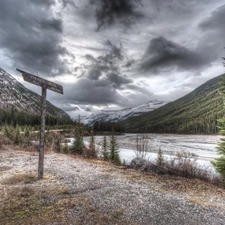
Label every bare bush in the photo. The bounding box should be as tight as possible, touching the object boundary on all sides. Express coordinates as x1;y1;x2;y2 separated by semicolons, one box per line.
83;147;98;159
130;150;224;186
134;134;151;159
164;151;211;180
209;173;224;187
83;133;98;159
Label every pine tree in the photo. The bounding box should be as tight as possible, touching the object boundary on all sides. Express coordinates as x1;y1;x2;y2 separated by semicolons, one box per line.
63;141;69;154
101;136;109;161
109;130;121;165
72;124;84;155
156;146;165;166
3;124;11;139
14;125;21;145
84;130;97;158
55;137;61;153
211;56;225;182
24;126;31;144
211;118;225;179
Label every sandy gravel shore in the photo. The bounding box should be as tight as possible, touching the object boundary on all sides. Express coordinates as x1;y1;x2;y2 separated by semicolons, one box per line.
0;146;225;225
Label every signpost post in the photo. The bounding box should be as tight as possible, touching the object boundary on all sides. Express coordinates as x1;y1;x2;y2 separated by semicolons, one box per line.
16;69;63;179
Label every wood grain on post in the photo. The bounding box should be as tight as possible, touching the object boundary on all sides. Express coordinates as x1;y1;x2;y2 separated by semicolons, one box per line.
38;87;46;179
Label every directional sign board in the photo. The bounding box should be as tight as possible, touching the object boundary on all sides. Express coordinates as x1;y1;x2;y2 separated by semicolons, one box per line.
16;68;64;179
16;69;63;94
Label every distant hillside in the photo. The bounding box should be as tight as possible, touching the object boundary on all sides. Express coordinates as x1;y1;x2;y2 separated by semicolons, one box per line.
0;68;72;126
122;74;225;134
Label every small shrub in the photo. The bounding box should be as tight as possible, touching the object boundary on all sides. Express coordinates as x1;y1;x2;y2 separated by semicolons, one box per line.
134;134;150;159
72;125;84;155
55;137;62;153
101;136;109;161
83;132;98;159
109;130;121;165
14;125;22;145
63;141;69;154
156;146;164;166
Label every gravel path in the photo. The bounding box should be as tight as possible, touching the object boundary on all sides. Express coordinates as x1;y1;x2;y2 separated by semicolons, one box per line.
0;148;225;225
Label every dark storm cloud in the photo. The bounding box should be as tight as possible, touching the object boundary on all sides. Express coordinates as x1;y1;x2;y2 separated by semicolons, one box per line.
29;0;55;6
104;40;124;60
0;0;72;76
89;0;144;31
107;72;132;88
197;4;225;64
88;66;103;80
124;59;136;68
63;78;122;104
199;4;225;31
61;0;78;9
85;42;127;82
85;54;98;62
139;37;207;73
60;40;139;106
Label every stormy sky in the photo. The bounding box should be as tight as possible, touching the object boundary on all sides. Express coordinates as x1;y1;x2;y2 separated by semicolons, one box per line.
0;0;225;118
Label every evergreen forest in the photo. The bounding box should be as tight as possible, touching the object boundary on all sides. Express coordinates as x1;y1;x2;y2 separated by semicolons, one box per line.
122;74;225;134
0;107;73;128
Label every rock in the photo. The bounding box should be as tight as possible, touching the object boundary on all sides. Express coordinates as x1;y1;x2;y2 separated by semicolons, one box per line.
130;158;168;174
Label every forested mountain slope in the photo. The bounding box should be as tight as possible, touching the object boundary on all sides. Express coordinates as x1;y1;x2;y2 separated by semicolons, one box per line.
122;74;225;134
0;68;72;126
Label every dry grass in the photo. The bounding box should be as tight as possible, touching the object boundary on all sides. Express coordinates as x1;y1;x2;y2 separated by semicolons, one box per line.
115;168;225;198
1;147;225;225
187;196;225;210
0;166;12;172
0;171;129;225
2;173;37;185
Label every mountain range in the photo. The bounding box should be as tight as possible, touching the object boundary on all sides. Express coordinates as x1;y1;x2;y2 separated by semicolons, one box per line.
1;66;224;134
81;100;169;126
121;74;225;134
0;68;71;121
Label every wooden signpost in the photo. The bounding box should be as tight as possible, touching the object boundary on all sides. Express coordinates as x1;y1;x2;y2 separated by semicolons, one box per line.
16;69;63;179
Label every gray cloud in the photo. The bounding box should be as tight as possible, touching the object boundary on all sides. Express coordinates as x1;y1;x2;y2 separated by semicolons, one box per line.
0;0;73;77
199;4;225;31
62;78;122;104
107;72;132;88
196;4;225;64
60;0;78;9
55;103;80;112
56;40;146;107
89;0;144;31
83;41;127;82
139;36;208;73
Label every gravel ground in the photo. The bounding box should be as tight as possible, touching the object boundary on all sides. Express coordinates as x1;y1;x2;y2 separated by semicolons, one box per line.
0;146;225;225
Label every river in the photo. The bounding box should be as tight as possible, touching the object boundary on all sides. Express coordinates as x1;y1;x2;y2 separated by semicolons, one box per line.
83;133;222;171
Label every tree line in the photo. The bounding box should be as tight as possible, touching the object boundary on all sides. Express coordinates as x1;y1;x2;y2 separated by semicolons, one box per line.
93;121;125;133
0;107;73;128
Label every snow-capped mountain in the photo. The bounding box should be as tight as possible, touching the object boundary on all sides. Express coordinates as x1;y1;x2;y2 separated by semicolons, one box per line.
0;67;70;120
82;100;169;126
